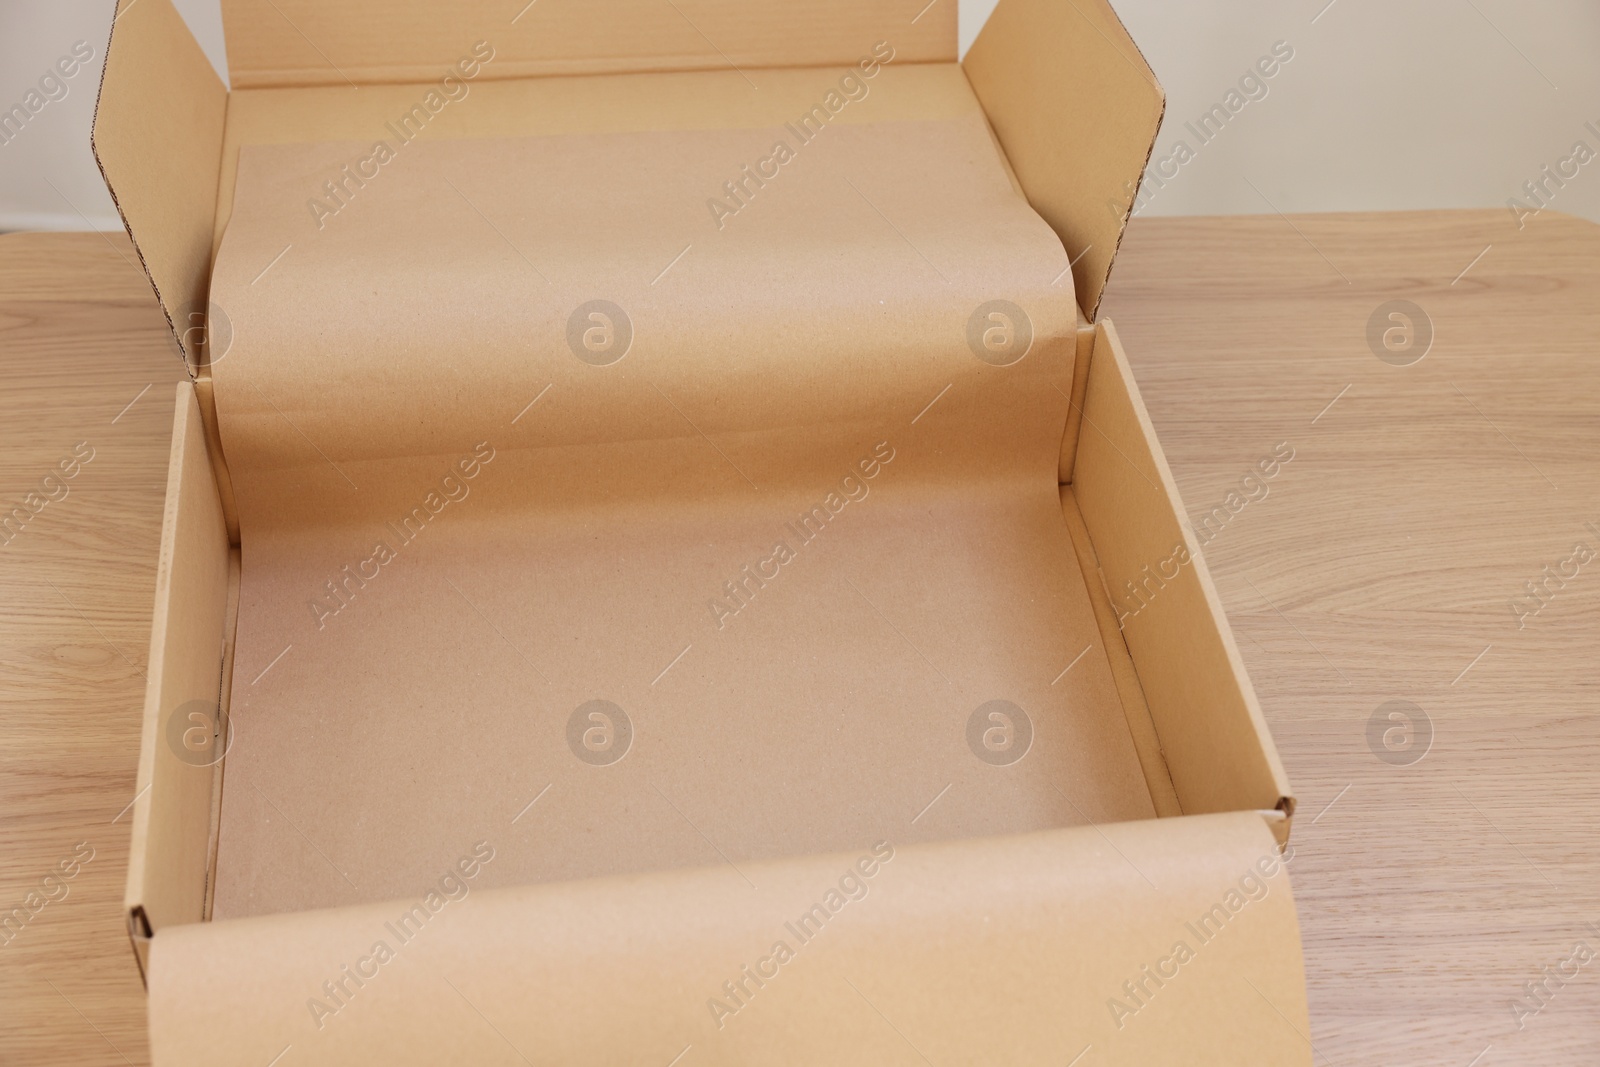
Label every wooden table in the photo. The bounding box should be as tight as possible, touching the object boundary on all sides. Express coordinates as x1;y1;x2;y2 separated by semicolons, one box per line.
1102;208;1600;1066
2;210;1596;1065
1;231;182;1064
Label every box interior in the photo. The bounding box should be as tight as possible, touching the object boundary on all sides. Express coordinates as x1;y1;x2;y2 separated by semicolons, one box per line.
203;60;1171;919
103;0;1290;937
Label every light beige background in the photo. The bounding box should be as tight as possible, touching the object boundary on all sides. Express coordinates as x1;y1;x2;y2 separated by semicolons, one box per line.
3;0;1597;232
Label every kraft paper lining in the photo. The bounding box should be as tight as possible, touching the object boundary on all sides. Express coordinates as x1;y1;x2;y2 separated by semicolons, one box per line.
205;101;1156;919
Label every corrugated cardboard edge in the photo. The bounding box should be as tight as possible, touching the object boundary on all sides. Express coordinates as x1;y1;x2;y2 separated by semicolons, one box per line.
1072;321;1294;843
124;383;233;982
963;0;1164;320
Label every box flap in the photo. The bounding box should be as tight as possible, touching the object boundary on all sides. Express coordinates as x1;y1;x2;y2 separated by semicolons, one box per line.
91;0;227;375
219;0;956;88
89;0;1161;357
963;0;1163;320
149;814;1307;1065
212;61;988;258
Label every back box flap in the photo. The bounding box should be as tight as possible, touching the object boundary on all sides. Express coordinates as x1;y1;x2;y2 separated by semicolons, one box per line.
218;0;957;88
94;0;1166;359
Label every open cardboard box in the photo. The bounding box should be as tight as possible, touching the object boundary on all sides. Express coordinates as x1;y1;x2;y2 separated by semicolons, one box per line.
94;0;1305;1063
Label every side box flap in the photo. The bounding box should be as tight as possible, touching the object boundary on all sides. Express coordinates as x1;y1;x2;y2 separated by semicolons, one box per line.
124;383;232;942
1072;320;1295;829
963;0;1163;320
91;0;227;373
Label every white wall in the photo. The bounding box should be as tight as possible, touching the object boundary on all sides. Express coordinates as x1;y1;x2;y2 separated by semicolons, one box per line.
2;0;1597;232
962;0;1600;225
0;0;225;231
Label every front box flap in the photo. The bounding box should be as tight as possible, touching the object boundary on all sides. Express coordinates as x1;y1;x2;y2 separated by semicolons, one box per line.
149;813;1306;1066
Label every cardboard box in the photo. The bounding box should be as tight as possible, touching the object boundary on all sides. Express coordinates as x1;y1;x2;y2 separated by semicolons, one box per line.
95;1;1305;1063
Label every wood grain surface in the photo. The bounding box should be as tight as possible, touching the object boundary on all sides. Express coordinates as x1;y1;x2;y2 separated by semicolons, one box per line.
1;209;1597;1065
1102;208;1600;1067
0;231;183;1065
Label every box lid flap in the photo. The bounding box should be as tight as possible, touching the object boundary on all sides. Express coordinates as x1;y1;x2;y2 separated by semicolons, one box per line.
963;0;1164;319
91;0;227;376
218;0;956;89
93;0;1161;360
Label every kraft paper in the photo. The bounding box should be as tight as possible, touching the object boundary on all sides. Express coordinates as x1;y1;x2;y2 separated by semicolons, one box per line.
204;101;1160;918
154;814;1307;1065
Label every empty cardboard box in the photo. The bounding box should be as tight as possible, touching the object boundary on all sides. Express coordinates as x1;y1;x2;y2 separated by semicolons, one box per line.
94;0;1307;1063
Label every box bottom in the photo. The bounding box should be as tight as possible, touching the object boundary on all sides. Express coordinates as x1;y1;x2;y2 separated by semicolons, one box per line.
212;474;1168;918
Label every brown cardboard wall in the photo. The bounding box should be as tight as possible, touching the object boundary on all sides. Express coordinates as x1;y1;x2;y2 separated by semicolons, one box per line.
1072;323;1291;824
125;384;232;933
